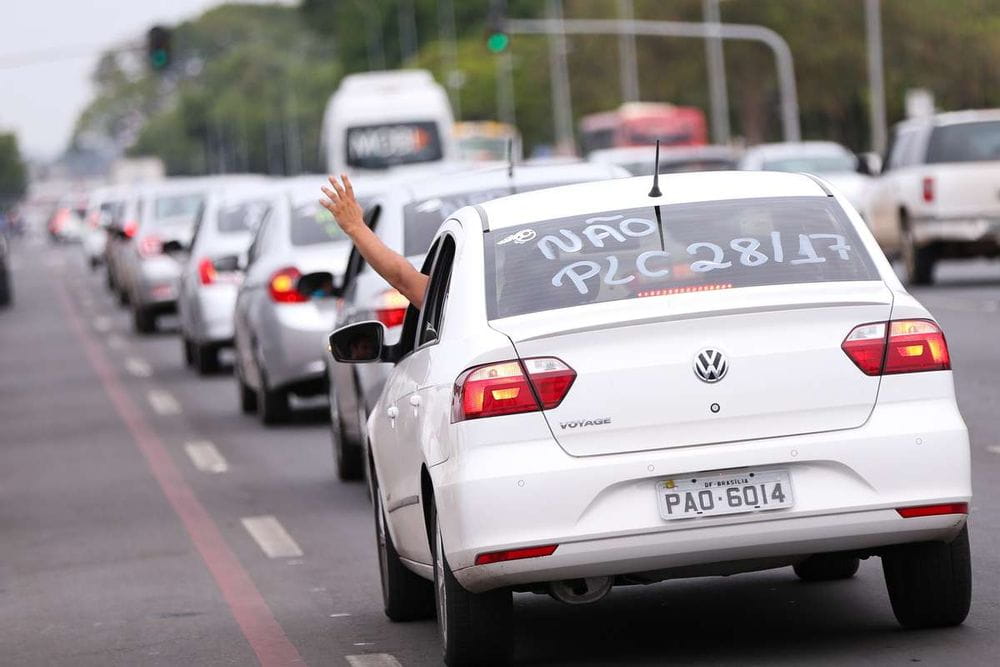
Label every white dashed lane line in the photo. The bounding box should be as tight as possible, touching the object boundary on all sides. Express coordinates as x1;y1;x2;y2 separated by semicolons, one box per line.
987;445;1000;455
184;441;229;473
125;357;152;378
147;389;181;415
92;315;112;332
241;516;304;559
346;654;401;667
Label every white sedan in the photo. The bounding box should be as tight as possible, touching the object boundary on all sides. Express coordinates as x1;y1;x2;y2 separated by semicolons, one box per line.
328;171;971;665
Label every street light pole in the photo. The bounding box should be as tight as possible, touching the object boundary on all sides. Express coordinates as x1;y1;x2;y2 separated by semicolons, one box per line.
702;0;731;144
617;0;640;103
546;0;576;154
865;0;887;153
438;0;462;119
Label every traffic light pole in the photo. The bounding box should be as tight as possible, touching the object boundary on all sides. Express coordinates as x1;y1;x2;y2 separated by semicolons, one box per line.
505;17;802;143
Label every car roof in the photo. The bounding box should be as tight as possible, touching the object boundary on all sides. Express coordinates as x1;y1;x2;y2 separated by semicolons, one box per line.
477;171;828;231
396;161;628;202
742;141;851;160
589;145;740;165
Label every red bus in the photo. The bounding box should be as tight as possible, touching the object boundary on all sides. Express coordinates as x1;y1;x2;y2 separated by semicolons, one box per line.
579;102;708;155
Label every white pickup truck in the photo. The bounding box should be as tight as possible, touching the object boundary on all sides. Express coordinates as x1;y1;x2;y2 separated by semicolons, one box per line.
867;109;1000;284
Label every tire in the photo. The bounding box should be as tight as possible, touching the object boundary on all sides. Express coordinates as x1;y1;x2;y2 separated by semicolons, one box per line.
193;343;219;375
901;219;935;286
372;468;434;621
257;369;289;425
332;380;365;481
133;305;156;334
794;554;860;582
0;271;11;307
432;501;513;666
182;337;195;367
117;285;129;306
882;524;972;629
105;268;114;290
238;371;257;414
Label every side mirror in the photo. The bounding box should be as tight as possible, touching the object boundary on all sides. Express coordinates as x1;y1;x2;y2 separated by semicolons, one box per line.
162;239;187;254
213;255;241;272
328;321;385;363
856;152;882;176
297;271;341;299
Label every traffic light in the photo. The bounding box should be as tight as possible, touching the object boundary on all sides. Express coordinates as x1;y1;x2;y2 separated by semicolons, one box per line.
486;0;509;54
146;26;171;72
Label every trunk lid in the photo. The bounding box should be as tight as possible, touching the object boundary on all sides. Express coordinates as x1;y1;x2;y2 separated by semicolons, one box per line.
497;282;893;457
922;161;1000;217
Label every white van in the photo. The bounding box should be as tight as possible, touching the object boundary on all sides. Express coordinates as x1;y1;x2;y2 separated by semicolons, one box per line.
321;70;455;175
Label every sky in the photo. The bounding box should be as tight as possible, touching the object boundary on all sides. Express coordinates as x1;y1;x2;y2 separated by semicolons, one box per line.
0;1;292;161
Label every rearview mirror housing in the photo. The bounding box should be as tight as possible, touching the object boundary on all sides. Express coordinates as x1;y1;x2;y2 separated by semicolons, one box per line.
328;321;385;363
162;239;187;254
297;271;341;299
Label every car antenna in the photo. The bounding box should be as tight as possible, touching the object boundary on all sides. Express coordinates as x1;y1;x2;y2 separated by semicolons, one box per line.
648;139;662;198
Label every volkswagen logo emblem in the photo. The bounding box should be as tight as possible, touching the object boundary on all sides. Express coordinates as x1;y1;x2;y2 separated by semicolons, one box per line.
694;348;729;383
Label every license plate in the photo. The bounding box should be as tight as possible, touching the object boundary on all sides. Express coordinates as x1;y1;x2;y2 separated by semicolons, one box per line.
656;469;794;520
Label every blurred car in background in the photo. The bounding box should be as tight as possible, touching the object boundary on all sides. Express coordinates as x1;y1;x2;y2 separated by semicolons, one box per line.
81;185;124;270
178;177;274;374
579;102;708;155
738;141;874;225
309;161;628;480
0;233;11;307
232;174;396;424
454;121;521;162
46;201;86;243
588;144;740;176
114;179;210;333
867;109;1000;284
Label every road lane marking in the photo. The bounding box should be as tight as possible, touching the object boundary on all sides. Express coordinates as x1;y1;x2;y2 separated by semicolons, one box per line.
987;445;1000;454
184;441;229;473
54;280;304;666
107;334;127;350
147;389;181;415
93;315;112;332
125;357;152;378
241;516;304;559
347;651;400;665
329;613;351;618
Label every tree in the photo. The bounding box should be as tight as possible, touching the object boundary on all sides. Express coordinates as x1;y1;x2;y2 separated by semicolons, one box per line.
0;133;27;205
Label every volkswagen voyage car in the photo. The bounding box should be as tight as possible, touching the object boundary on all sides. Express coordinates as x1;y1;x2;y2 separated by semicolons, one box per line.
329;171;972;665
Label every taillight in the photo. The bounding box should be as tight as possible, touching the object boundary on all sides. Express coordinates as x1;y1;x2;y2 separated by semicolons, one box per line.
475;544;558;566
198;258;217;285
374;288;409;327
922;176;935;203
842;319;950;376
897;503;968;518
268;267;307;303
123;220;138;238
137;235;162;258
452;357;576;422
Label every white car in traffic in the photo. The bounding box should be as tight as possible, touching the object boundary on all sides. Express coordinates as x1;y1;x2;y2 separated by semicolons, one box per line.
329;170;972;665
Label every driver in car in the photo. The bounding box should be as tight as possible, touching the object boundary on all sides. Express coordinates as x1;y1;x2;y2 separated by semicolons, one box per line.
320;174;429;308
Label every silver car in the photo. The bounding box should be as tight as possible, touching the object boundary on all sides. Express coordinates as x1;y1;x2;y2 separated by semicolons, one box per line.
177;177;274;373
116;179;210;333
319;161;628;479
233;174;397;424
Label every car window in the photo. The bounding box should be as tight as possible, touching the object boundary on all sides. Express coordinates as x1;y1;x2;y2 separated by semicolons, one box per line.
417;234;456;347
926;121;1000;164
885;130;913;170
398;241;439;357
483;196;880;320
219;199;270;234
290;199;370;246
345;121;443;170
247;209;274;264
152;193;205;230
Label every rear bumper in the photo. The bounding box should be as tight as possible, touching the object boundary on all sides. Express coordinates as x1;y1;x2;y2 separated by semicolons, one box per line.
133;258;182;308
188;284;238;345
434;395;971;593
910;214;1000;245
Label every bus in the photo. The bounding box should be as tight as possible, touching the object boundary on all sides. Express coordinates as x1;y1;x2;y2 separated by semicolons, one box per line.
579;102;708;155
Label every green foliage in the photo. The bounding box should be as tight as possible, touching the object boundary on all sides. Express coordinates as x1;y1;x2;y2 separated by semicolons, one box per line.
0;133;27;204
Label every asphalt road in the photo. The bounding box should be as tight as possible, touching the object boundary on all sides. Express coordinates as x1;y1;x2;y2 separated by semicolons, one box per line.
1;238;998;666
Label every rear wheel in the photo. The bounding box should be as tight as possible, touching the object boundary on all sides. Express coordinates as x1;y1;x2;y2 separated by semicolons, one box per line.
193;343;219;375
257;368;289;425
182;337;194;367
372;467;434;621
432;501;513;666
901;217;935;285
882;524;971;629
332;379;365;481
133;305;156;333
237;367;257;414
793;554;860;582
117;286;129;306
0;270;11;307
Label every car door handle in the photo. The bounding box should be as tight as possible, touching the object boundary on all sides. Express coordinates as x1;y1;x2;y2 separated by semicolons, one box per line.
408;394;421;415
387;406;399;419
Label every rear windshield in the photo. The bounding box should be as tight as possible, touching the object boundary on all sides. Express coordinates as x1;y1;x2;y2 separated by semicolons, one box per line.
761;155;856;173
926;121;1000;164
402;183;577;257
290;199;370;246
153;193;204;225
218;199;270;234
484;196;879;319
346;121;443;170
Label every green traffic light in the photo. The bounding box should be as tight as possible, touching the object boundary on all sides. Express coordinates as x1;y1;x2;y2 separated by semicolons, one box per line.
151;49;169;70
487;32;509;54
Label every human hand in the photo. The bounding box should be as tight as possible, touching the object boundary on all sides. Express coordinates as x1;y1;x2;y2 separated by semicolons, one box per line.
320;174;364;236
